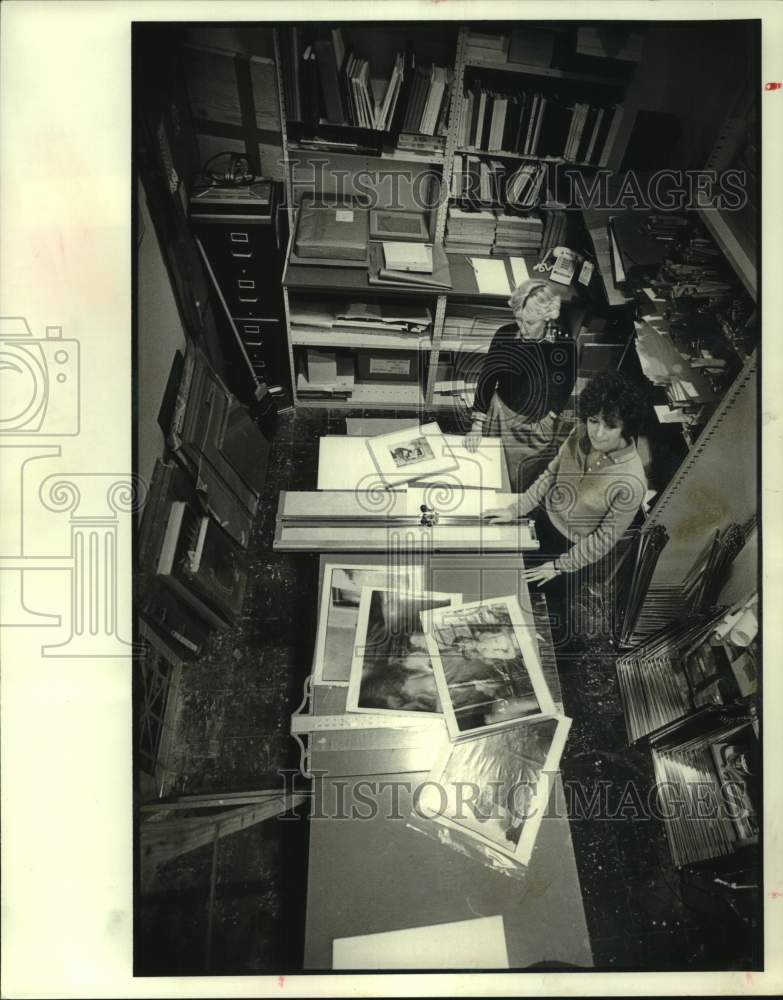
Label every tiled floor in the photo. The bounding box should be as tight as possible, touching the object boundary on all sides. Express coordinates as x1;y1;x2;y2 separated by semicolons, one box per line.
135;408;761;975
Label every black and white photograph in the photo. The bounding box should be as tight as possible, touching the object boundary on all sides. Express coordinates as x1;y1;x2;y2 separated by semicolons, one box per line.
389;435;434;467
411;713;573;869
346;588;459;715
313;561;423;683
423;595;557;737
2;1;782;997
366;420;459;485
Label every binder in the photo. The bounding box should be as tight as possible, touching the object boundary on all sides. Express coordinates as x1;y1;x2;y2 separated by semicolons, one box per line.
295;204;369;261
314;37;347;123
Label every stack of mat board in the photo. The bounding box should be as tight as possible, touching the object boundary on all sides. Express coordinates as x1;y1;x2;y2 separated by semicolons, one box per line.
445;206;497;255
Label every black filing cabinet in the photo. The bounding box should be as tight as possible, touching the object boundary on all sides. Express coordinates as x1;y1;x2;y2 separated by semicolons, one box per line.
190;182;290;401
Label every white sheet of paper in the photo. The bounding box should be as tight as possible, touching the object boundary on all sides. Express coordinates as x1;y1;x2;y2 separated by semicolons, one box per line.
318;432;505;491
654;404;688;424
508;256;530;287
471;257;512;295
332;915;509;970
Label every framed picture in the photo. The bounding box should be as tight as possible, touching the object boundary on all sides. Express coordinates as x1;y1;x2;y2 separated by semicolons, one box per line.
313;562;423;685
347;588;461;717
369;209;430;242
366;421;459;488
411;714;572;871
421;595;557;741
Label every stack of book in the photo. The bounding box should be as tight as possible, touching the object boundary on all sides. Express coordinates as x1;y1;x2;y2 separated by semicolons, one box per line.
451;155;506;206
494;213;543;255
401;64;452;137
297;349;355;399
282;27;407;132
458;81;622;165
505;161;546;208
368;241;452;289
541;207;568;255
464;29;510;64
444;206;497;255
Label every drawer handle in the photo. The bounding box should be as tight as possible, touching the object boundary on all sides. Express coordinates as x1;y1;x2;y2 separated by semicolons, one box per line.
238;279;256;290
243;325;260;334
230;232;249;243
231;250;253;259
238;296;259;304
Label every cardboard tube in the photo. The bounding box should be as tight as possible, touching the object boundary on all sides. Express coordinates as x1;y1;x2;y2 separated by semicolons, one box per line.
730;608;758;648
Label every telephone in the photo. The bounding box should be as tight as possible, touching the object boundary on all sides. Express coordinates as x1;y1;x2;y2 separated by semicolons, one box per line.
535;246;594;288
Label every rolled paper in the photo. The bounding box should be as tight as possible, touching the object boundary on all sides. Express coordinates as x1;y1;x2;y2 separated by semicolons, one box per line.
729;608;758;648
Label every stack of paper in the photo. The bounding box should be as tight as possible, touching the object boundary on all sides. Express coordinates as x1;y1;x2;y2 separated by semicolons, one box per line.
494;213;543;255
445;206;497;255
369;242;452;289
290;300;433;337
470;257;513;295
382;242;433;274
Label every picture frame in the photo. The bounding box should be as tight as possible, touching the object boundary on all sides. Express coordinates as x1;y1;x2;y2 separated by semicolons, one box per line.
365;421;459;488
421;595;557;741
346;587;461;717
410;714;572;871
312;562;424;685
369;208;430;242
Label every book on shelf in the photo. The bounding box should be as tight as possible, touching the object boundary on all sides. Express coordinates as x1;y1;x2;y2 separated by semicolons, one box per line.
459;78;622;165
294;203;369;262
368;241;452;289
381;241;434;273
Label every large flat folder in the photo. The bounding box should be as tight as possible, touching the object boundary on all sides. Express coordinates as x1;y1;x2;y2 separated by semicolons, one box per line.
294;204;369;261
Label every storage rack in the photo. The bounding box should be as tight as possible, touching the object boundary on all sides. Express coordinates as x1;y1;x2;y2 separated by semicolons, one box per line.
272;23;640;410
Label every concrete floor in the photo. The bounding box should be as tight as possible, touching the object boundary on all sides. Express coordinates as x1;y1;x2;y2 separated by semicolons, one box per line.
135;407;761;975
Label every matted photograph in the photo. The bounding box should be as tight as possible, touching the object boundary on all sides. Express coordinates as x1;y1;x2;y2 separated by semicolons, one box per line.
365;421;459;487
389;435;434;467
347;588;461;716
313;562;423;684
422;595;557;740
369;208;430;242
412;714;572;870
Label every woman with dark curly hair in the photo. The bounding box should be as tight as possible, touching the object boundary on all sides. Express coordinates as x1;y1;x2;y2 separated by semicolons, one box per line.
484;371;649;587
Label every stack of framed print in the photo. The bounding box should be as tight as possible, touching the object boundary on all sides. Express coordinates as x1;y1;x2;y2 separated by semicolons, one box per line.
346;587;460;717
313;561;423;685
408;595;572;878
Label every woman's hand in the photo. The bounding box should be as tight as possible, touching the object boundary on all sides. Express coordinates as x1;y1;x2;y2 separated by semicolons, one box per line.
521;562;560;585
464;428;482;452
483;506;516;523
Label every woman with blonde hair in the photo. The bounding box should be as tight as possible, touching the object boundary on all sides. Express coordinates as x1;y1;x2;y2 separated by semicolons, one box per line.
465;278;576;492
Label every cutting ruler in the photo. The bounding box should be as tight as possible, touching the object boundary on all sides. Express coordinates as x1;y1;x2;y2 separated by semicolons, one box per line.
290;676;445;777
